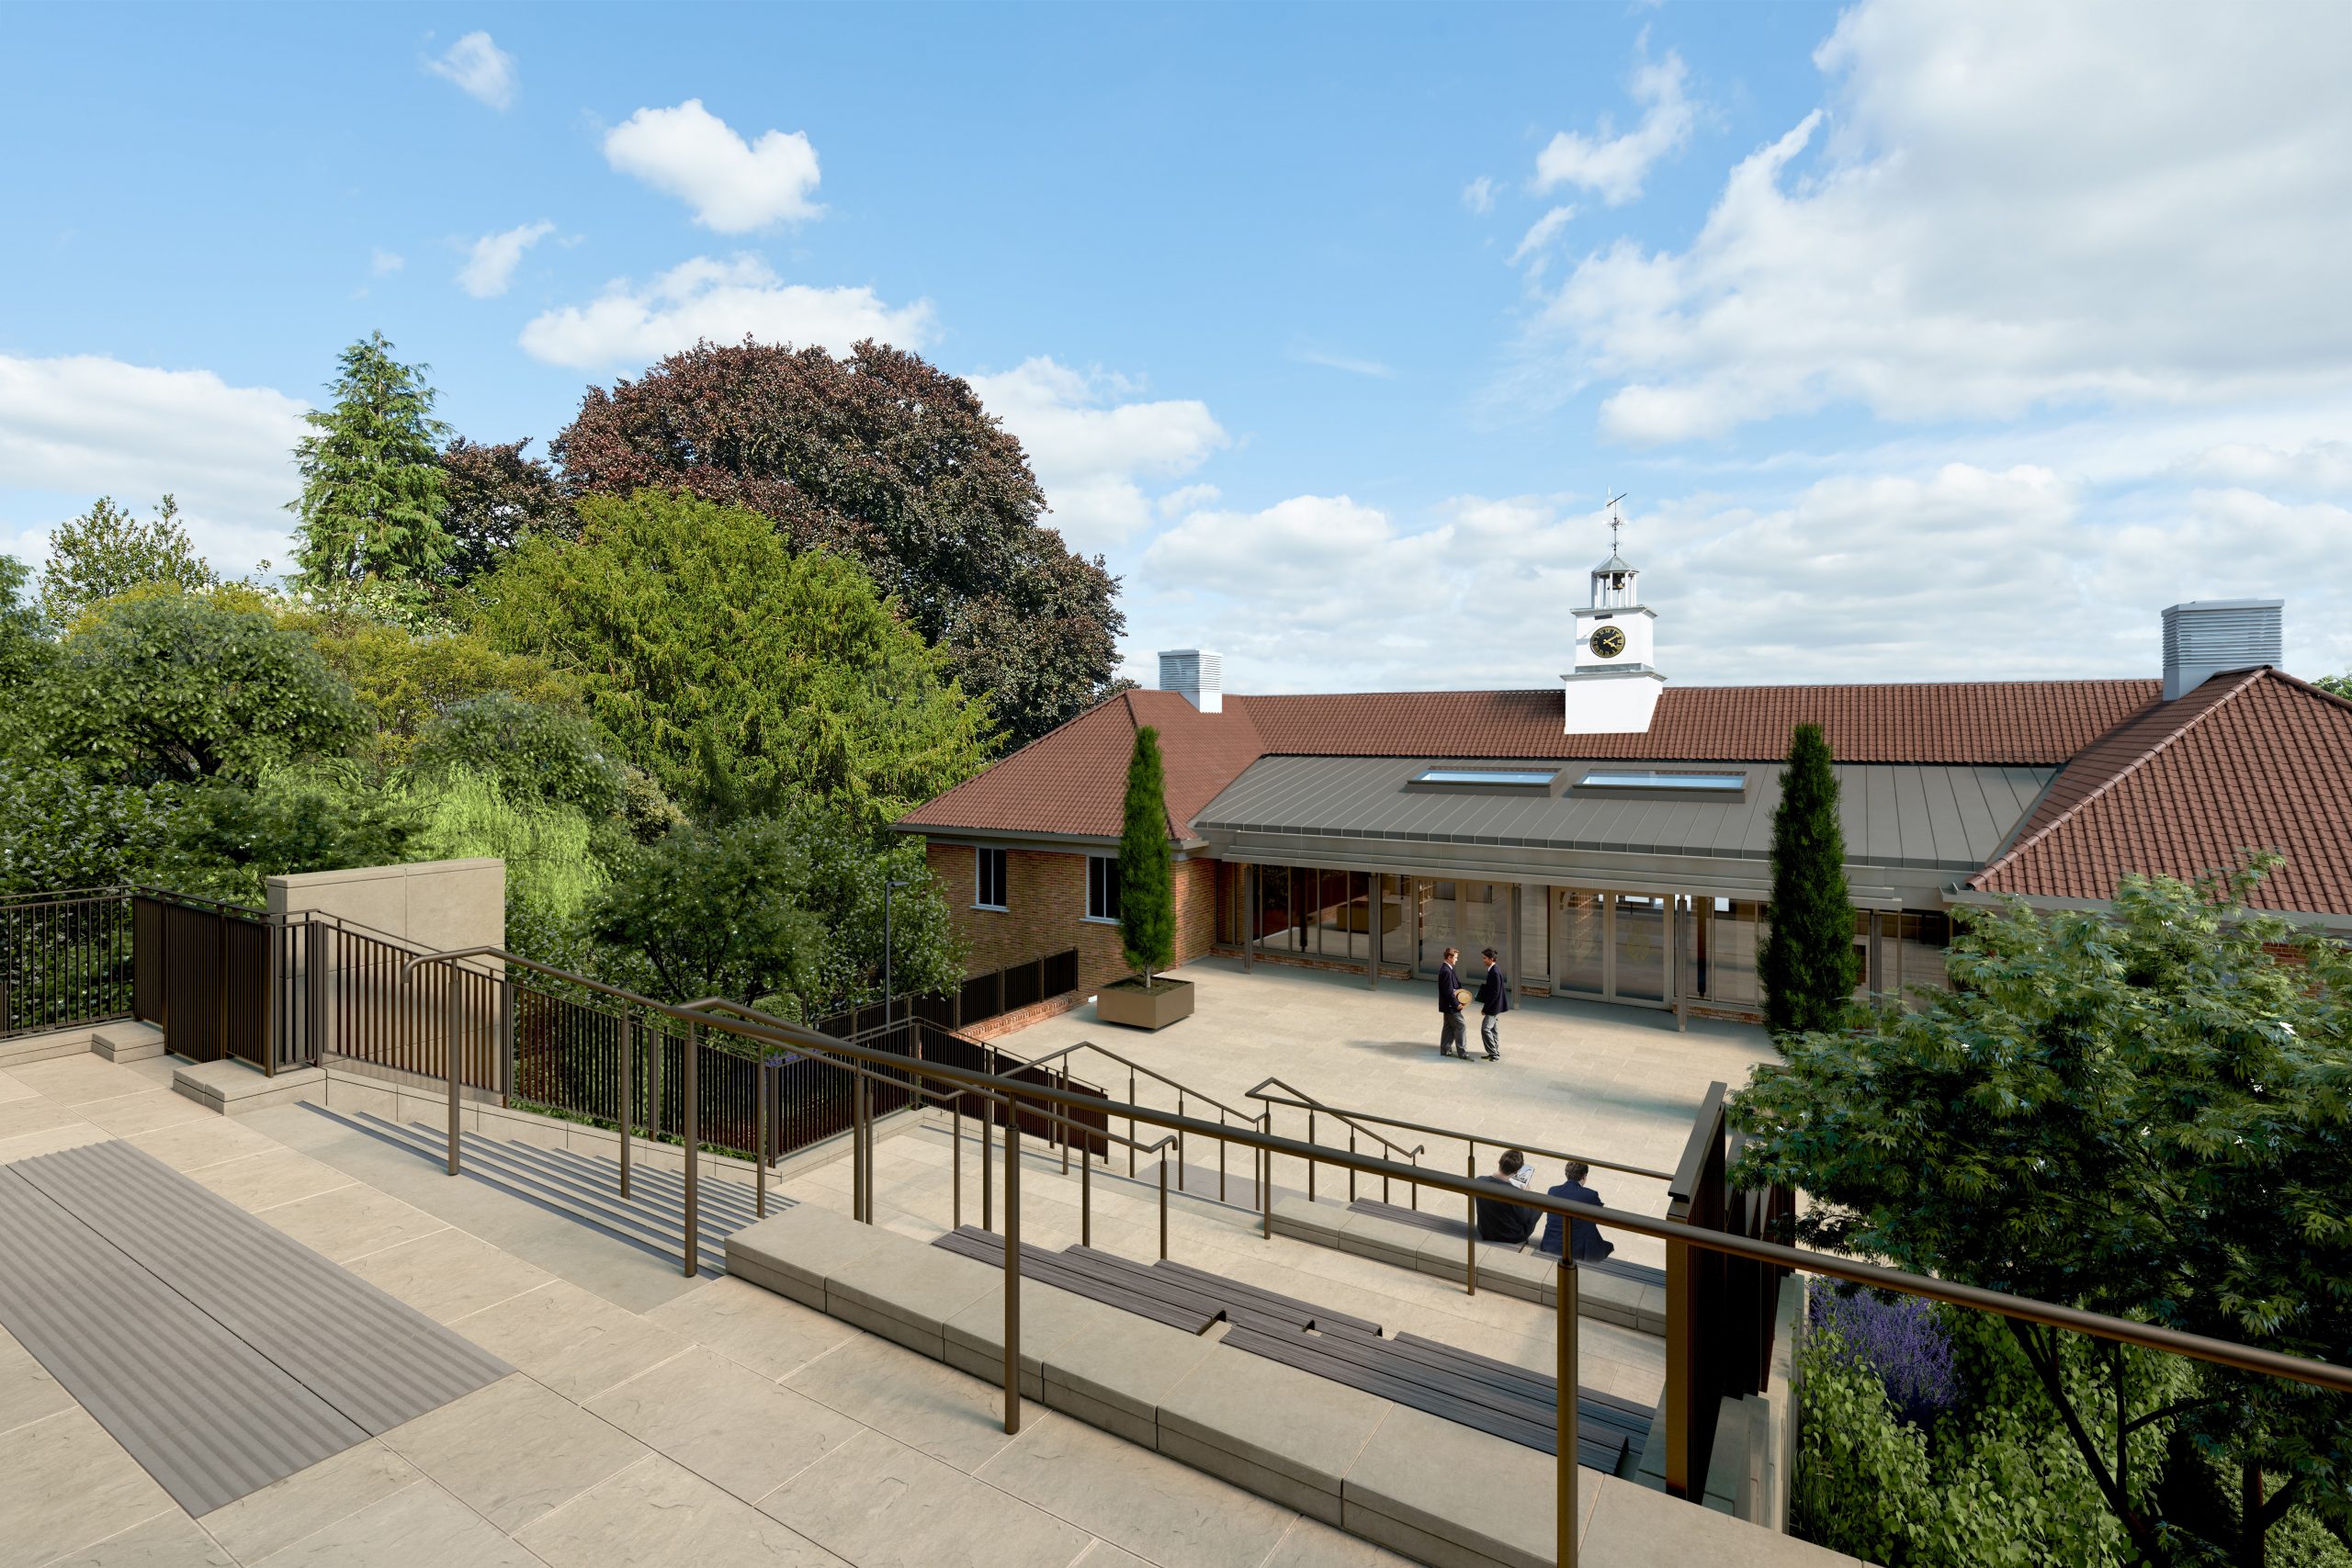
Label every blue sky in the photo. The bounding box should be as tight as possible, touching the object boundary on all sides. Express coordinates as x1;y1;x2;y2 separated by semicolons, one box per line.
6;2;2349;694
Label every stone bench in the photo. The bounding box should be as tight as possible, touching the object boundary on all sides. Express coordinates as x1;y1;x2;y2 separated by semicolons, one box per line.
1272;1196;1667;1336
722;1208;1846;1568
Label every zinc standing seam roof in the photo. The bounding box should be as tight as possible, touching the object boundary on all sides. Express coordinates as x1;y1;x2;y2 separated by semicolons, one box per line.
1191;756;2054;873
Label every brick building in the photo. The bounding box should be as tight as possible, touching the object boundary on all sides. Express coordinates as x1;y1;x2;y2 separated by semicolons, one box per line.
897;548;2352;1030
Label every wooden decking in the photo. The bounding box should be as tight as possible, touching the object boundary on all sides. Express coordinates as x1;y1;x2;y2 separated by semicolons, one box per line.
930;1223;1644;1473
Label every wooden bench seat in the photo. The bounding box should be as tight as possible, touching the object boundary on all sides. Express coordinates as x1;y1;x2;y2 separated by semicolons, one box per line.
932;1226;1218;1335
1148;1256;1384;1337
1348;1198;1667;1290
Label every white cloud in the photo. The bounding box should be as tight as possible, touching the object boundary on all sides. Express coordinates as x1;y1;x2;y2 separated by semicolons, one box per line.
458;220;554;299
1118;461;2352;694
1533;48;1693;205
2173;439;2352;498
1542;2;2352;444
969;358;1227;557
1157;484;1220;520
604;100;822;233
517;254;935;370
0;355;306;580
1293;348;1397;379
1462;175;1496;214
1509;206;1577;274
426;32;516;110
369;248;404;276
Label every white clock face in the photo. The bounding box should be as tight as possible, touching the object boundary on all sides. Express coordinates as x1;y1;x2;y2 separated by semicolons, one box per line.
1590;625;1628;660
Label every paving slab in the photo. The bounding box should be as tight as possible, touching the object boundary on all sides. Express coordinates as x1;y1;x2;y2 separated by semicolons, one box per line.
756;1427;1092;1568
588;1347;863;1504
519;1454;852;1568
379;1372;648;1534
639;1276;859;1382
1157;1342;1392;1525
452;1280;688;1402
1261;1516;1424;1568
978;1411;1299;1568
198;1440;421;1565
0;1407;174;1565
344;1226;554;1325
786;1332;1032;1473
256;1477;542;1568
256;1181;451;1264
43;1506;235;1565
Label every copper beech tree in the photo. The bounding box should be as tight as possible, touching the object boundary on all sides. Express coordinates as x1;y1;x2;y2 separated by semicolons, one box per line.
551;338;1125;748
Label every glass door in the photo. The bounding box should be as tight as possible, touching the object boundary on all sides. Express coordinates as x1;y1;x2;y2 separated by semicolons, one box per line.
1554;890;1606;997
1611;895;1668;1004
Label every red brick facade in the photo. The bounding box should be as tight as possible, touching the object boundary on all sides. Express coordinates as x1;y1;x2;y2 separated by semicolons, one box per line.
924;842;1220;1006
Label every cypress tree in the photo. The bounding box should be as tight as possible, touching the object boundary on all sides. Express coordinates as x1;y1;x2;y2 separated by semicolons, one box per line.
1118;725;1175;984
1759;722;1860;1034
289;332;454;587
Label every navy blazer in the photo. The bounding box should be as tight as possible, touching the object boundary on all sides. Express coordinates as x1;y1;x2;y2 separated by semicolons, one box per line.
1477;964;1510;1015
1537;1179;1614;1261
1436;962;1462;1013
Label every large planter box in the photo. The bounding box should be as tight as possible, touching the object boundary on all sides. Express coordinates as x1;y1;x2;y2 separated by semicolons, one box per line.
1095;976;1194;1031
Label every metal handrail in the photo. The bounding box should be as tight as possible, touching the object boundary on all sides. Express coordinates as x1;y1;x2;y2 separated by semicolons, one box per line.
395;940;2352;1568
393;944;2352;1391
1247;1073;1429;1213
1019;1034;1278;1205
1247;1078;1675;1185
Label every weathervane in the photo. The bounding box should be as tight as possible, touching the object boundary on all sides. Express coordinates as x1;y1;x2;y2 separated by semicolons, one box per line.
1603;491;1628;556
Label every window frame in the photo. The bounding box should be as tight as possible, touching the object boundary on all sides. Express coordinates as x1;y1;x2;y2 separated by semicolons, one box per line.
974;846;1008;911
1085;853;1122;924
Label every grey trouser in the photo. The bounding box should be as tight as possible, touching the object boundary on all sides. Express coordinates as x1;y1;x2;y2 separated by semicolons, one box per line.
1480;1015;1501;1058
1440;1013;1467;1055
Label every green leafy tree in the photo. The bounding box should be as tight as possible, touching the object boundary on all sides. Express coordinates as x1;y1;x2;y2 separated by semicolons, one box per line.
551;338;1124;747
23;592;363;785
1118;724;1175;983
0;760;180;893
2316;671;2352;700
407;768;607;925
1758;722;1859;1032
470;489;995;828
437;436;571;584
1733;864;2352;1566
39;495;217;625
0;557;51;740
589;803;960;1017
276;598;578;768
411;695;624;818
589;816;829;1010
161;765;424;905
290;332;453;585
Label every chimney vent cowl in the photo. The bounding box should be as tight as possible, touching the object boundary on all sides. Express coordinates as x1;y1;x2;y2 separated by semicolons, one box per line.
1159;649;1223;713
2161;600;2282;701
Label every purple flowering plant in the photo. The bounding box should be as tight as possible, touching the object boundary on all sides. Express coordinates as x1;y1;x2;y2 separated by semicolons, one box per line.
1808;1282;1962;1431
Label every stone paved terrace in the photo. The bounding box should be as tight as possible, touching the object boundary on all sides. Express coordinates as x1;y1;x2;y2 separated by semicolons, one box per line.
986;955;1782;1275
0;1003;1813;1568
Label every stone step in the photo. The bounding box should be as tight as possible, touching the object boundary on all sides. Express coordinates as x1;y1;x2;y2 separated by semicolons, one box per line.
0;1026;100;1069
92;1021;166;1063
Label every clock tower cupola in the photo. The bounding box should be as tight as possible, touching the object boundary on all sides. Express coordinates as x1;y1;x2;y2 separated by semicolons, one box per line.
1561;497;1667;734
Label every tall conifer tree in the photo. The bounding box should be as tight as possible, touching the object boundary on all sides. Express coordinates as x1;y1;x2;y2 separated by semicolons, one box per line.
289;333;454;586
1118;724;1174;984
1759;722;1859;1033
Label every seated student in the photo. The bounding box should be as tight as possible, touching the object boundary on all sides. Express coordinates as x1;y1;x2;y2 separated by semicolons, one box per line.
1536;1160;1617;1261
1474;1148;1542;1247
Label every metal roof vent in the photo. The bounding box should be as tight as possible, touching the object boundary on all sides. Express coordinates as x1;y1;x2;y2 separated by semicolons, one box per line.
1159;649;1223;713
2162;599;2282;700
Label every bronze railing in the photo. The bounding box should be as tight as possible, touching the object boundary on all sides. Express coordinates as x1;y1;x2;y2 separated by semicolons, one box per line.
396;941;2352;1568
1245;1073;1426;1213
1021;1038;1274;1206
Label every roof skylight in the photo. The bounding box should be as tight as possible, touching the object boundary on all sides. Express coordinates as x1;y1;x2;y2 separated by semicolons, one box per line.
1575;770;1746;793
1412;768;1559;787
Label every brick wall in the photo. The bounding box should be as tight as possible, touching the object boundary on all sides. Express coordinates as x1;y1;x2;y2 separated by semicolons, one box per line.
924;841;1222;999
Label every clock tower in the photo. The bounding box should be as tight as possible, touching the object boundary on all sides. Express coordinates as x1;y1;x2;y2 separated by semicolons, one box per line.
1562;504;1667;734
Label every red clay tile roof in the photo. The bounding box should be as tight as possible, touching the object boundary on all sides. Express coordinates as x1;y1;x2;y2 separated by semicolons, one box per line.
899;678;2162;842
1967;669;2352;915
